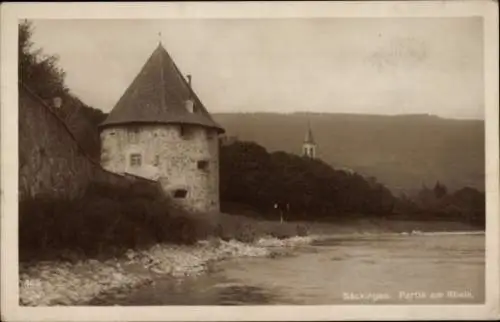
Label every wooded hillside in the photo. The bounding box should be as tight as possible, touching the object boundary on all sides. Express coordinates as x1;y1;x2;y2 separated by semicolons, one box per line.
213;112;485;195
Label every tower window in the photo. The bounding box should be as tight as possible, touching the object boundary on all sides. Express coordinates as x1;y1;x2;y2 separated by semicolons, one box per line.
197;160;209;171
173;189;188;199
154;155;160;166
129;127;140;143
185;99;195;113
130;153;142;167
179;125;193;139
207;131;214;140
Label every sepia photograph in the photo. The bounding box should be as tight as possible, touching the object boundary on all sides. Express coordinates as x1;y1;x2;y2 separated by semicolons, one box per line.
1;1;499;321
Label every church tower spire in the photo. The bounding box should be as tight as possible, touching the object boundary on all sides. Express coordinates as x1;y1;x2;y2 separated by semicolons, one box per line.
302;119;317;159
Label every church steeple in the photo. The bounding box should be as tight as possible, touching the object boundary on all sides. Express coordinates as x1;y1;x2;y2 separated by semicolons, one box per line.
302;120;316;159
304;121;315;145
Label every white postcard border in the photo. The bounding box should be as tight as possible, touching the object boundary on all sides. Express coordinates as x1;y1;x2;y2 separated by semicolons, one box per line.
1;1;498;321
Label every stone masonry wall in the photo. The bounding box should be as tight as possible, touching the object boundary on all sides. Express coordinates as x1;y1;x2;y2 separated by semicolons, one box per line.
18;85;157;202
100;124;220;213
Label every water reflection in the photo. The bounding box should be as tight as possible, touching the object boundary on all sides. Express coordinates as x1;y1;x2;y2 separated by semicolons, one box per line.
216;284;279;305
89;276;281;306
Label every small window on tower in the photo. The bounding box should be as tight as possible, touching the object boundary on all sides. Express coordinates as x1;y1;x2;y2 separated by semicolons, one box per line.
130;153;142;167
197;160;209;171
154;155;160;166
179;125;192;139
173;189;188;199
129;127;140;143
185;99;194;113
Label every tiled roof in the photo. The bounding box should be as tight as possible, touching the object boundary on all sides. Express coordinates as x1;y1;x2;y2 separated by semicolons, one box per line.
100;43;224;133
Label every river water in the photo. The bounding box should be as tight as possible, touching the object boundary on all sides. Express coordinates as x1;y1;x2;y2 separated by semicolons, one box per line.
95;232;485;305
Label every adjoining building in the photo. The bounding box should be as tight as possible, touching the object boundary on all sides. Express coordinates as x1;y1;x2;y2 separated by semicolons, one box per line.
99;43;225;213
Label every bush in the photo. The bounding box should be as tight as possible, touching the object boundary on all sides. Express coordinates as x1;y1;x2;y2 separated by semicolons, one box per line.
211;213;254;242
19;180;311;263
268;224;296;239
19;181;201;262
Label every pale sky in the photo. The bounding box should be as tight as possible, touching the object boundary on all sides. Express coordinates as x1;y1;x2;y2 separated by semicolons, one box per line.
29;18;484;119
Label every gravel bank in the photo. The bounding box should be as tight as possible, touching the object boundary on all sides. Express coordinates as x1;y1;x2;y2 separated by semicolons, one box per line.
19;236;315;306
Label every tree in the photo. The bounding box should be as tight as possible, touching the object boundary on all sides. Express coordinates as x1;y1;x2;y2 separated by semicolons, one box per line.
219;140;396;221
451;187;485;226
19;20;68;100
18;20;106;160
433;181;448;199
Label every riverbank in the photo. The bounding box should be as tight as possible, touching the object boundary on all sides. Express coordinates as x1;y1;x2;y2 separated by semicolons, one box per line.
303;218;483;235
19;217;483;306
99;232;483;306
19;236;315;306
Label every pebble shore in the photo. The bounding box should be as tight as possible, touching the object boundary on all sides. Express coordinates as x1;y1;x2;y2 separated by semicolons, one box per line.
19;236;315;306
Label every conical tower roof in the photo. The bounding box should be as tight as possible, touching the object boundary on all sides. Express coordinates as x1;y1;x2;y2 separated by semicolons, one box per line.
100;43;224;133
304;122;315;144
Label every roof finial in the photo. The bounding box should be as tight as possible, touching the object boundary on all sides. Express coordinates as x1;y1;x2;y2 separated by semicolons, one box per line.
158;31;162;46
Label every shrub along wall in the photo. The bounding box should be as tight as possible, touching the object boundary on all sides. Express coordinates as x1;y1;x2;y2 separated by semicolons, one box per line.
19;180;309;262
18;181;202;261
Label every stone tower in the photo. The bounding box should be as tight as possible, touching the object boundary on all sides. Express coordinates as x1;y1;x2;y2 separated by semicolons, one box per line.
302;122;316;159
99;43;225;213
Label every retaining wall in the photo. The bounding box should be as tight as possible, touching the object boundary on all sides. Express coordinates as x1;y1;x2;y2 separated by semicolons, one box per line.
18;83;159;202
